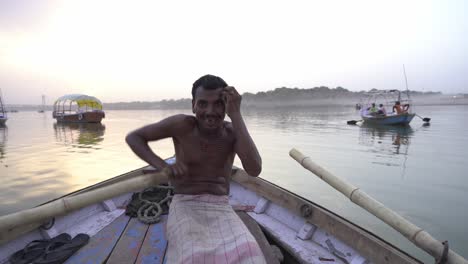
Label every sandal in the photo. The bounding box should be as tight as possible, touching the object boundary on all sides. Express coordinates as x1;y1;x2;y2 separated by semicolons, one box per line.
33;233;90;264
9;234;71;264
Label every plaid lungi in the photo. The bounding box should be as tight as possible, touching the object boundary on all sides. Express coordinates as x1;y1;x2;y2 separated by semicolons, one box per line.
166;194;266;264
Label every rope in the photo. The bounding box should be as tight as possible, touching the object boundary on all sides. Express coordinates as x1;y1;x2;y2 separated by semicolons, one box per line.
125;185;173;224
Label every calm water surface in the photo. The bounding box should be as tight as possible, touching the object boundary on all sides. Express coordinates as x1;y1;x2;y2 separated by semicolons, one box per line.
1;105;467;262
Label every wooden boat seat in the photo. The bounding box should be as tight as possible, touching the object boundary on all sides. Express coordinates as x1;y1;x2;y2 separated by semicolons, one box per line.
63;211;280;263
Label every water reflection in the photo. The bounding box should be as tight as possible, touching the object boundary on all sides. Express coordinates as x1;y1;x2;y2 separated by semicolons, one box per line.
53;123;106;148
359;124;414;171
243;106;350;132
0;125;7;160
359;124;414;152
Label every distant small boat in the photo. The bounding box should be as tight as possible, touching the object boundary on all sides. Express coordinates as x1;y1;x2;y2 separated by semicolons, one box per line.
359;90;415;126
0;89;7;125
38;95;46;113
52;94;105;123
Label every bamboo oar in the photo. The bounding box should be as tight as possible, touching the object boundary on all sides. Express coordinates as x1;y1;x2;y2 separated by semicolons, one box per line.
289;148;468;264
0;168;170;238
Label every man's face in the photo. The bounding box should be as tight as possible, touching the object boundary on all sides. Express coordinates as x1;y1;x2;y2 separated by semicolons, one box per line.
192;86;226;131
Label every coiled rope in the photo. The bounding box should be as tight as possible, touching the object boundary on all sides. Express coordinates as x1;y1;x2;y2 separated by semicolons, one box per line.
125;185;173;224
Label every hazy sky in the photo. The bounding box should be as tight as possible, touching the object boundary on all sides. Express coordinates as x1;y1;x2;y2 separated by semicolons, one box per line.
0;0;467;104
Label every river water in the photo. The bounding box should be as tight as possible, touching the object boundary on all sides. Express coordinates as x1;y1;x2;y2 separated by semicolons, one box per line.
1;105;467;262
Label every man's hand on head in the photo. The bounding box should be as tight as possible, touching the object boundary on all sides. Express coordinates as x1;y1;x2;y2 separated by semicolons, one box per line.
222;86;241;118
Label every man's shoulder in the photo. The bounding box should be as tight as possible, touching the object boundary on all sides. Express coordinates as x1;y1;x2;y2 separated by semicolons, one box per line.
167;114;196;123
162;114;196;134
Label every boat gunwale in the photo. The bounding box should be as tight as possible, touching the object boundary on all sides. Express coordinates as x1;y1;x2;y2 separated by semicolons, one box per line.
0;166;149;245
361;112;415;120
231;169;423;264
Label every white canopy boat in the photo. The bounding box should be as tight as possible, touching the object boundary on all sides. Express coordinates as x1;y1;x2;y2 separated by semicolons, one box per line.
52;94;105;123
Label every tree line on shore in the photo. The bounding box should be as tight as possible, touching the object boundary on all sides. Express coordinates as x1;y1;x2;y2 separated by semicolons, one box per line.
6;86;460;111
103;86;443;109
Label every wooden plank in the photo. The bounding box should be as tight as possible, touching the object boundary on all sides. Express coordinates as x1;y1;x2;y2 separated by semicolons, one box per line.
107;217;149;264
65;213;130;264
237;211;280;264
232;169;422;264
135;215;168;264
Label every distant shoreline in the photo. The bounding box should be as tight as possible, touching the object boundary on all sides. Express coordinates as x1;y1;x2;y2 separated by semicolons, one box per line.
5;100;468;112
4;86;467;111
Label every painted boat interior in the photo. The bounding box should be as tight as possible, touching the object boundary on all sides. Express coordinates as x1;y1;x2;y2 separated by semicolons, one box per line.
0;165;422;264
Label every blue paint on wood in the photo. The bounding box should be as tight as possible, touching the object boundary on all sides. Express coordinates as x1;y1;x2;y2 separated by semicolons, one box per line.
64;214;130;264
107;217;149;263
136;216;168;264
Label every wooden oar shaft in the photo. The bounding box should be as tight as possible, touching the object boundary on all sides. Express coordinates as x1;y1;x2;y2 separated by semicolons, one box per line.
0;169;169;236
289;148;468;264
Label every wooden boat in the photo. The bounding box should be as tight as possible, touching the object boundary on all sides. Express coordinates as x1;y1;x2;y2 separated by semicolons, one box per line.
52;94;105;123
0;89;7;125
358;89;416;126
0;151;466;264
361;112;415;125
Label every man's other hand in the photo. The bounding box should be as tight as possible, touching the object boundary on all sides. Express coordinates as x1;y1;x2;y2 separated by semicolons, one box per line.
168;162;188;179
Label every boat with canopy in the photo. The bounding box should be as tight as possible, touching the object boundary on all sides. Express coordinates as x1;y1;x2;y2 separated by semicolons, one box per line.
359;89;415;125
0;149;466;264
52;94;105;123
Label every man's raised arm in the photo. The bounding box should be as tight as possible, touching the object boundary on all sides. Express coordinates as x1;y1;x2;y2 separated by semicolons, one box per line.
224;86;262;177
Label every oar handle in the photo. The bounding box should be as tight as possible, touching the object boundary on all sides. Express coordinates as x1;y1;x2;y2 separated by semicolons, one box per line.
0;168;170;239
289;148;467;264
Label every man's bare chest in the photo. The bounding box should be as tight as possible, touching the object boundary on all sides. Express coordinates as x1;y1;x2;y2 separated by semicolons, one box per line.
174;134;235;163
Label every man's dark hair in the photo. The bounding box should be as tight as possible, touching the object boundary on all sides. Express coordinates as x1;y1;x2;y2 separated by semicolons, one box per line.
192;74;228;99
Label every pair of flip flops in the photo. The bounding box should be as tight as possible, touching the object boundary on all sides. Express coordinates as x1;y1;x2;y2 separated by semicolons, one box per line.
10;233;89;264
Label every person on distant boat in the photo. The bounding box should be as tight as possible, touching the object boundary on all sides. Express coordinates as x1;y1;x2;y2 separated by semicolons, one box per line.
377;104;387;116
393;101;410;114
126;74;266;263
367;103;378;116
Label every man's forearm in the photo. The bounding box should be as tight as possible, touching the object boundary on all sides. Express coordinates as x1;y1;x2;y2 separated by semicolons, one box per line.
230;113;262;176
125;133;168;170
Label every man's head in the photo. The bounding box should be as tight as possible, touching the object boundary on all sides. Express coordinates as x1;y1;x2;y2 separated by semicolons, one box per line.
379;104;383;107
395;101;401;105
372;103;375;107
191;74;228;132
192;74;228;99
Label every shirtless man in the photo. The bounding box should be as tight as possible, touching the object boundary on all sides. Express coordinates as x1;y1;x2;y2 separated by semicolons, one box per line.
125;74;261;194
126;74;265;263
393;101;410;114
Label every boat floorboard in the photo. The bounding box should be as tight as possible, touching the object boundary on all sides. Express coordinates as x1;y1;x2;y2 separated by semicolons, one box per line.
135;216;168;264
64;213;169;264
62;211;278;264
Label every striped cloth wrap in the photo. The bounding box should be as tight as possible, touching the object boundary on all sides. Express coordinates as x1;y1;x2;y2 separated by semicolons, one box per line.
166;194;266;264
